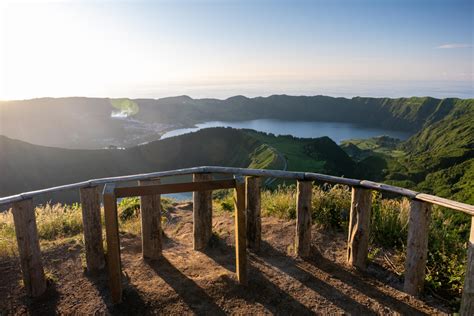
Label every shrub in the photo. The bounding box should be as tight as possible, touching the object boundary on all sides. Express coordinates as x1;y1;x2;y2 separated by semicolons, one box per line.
118;197;141;221
261;186;296;219
213;189;234;212
36;203;83;240
370;193;409;248
312;184;351;228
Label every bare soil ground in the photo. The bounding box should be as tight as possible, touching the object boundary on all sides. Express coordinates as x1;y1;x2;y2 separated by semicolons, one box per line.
0;202;450;315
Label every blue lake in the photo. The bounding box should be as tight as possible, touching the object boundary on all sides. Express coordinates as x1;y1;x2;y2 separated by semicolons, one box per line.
161;119;411;201
161;119;411;143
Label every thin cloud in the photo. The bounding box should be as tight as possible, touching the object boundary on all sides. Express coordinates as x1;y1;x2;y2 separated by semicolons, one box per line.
437;43;472;49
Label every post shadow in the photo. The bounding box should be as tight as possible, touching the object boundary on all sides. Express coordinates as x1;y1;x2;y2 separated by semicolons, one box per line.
260;240;430;315
21;279;60;316
147;257;226;315
203;235;371;314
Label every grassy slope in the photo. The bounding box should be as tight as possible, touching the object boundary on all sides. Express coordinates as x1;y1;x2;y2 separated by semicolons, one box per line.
340;98;474;202
0;127;353;203
245;130;355;176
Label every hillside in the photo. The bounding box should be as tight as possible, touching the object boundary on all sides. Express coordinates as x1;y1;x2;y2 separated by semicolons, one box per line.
341;98;474;203
0;128;352;203
0;95;466;149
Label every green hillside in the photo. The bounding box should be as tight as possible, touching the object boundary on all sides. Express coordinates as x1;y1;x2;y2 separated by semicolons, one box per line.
0;127;353;203
340;98;474;202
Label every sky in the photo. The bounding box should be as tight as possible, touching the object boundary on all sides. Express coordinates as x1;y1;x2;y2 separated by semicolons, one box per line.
0;0;472;100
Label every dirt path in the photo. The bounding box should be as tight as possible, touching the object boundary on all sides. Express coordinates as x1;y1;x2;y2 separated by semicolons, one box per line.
0;202;450;315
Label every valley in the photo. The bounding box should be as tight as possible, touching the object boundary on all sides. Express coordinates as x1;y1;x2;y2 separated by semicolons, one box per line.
0;95;473;310
1;95;472;205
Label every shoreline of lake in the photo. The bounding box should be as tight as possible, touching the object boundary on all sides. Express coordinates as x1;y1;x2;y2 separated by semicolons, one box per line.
160;119;412;144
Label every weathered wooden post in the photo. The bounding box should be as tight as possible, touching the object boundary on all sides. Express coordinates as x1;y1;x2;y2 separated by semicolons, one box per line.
295;180;312;257
79;186;105;274
139;179;162;260
103;184;122;304
461;216;474;315
193;173;213;250
234;176;248;285
12;199;47;297
246;176;261;252
347;187;372;270
404;200;431;296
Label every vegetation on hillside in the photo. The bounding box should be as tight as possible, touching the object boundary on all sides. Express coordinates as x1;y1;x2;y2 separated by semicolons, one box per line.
0;95;466;148
246;131;355;176
338;98;474;309
0;128;354;203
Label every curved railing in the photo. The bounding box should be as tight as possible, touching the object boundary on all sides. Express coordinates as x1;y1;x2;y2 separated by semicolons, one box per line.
1;166;473;314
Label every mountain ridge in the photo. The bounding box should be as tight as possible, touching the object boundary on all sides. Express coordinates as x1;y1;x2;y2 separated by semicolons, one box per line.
2;95;470;149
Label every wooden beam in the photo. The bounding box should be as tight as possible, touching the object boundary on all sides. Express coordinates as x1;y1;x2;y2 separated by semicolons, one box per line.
1;166;473;218
139;179;162;260
347;187;372;270
295;180;313;257
404;200;431;296
115;179;236;198
246;177;261;252
461;216;474;315
234;176;248;285
79;186;105;274
193;173;213;251
359;180;418;199
12;199;47;297
416;193;474;216
103;184;122;304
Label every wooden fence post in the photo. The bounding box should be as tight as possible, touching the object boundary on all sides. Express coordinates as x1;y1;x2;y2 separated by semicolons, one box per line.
103;184;122;304
12;199;47;297
461;216;474;315
246;177;261;252
404;200;431;296
193;173;213;251
347;187;372;270
79;186;105;274
295;180;312;257
234;176;248;285
139;179;162;260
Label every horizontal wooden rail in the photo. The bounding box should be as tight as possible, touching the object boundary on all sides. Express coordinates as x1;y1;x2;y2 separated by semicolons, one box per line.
115;179;236;198
1;166;473;215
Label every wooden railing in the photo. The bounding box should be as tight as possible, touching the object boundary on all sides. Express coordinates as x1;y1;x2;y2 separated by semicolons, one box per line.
1;166;473;314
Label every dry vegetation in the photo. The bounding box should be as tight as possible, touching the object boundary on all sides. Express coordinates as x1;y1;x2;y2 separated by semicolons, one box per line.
0;185;468;312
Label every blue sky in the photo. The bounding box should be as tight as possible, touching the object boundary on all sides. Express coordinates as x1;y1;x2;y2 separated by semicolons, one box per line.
0;0;472;99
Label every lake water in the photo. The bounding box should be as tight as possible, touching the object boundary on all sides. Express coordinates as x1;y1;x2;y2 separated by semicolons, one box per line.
161;119;411;201
161;119;411;143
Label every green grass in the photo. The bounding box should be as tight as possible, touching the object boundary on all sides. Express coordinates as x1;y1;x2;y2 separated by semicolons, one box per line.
245;131;353;176
341;136;406;161
248;144;281;169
